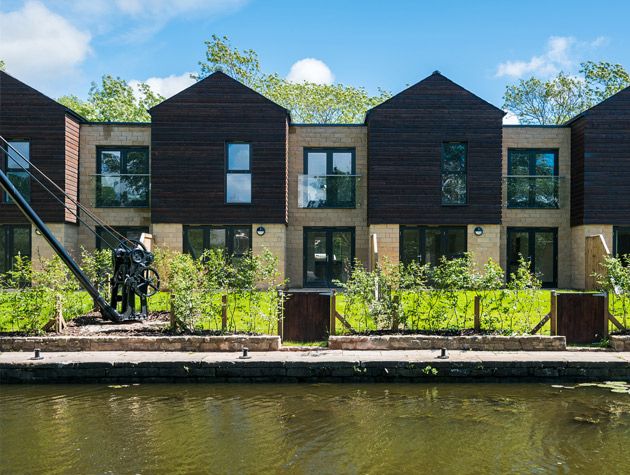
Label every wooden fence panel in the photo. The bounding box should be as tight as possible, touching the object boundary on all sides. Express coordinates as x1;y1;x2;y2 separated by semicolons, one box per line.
557;293;607;344
282;291;331;342
585;234;610;290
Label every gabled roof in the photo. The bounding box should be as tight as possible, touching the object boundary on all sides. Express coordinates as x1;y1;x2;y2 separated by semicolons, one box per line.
365;70;505;122
149;70;290;117
564;84;630;126
0;70;88;122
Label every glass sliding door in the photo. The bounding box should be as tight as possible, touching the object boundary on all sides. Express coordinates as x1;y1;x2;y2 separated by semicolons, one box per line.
304;228;354;287
399;226;467;266
507;228;557;288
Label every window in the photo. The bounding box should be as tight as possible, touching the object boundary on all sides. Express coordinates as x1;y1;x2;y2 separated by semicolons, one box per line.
301;148;356;208
3;141;30;203
226;143;251;204
96;147;149;208
400;226;467;266
507;149;559;208
304;228;354;287
183;226;252;259
614;227;630;261
0;225;31;274
507;227;557;288
96;226;150;250
441;142;467;205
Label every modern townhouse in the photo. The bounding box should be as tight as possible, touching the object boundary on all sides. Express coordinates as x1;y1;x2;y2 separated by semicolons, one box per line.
1;69;629;289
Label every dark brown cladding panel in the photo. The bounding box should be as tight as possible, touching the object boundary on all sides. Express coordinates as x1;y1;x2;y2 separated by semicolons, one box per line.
150;72;288;224
570;87;630;225
0;71;79;224
366;72;504;225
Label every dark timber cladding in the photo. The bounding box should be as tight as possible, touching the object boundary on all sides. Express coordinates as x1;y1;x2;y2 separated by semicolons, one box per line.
0;71;80;223
366;72;504;224
150;71;289;224
569;86;630;226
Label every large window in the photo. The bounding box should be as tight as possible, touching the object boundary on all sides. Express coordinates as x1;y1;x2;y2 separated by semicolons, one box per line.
507;149;559;208
96;226;150;250
300;148;356;208
441;142;467;205
226;143;252;204
614;227;630;261
400;226;467;266
183;225;252;259
0;225;31;274
96;147;149;208
507;227;557;288
304;227;354;287
3;141;30;203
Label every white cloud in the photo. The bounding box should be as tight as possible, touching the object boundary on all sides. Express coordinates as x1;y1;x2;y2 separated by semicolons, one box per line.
495;36;609;79
130;72;196;99
0;1;91;82
502;111;520;125
286;58;335;85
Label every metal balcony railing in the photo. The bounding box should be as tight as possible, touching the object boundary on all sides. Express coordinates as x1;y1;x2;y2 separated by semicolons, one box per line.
89;174;150;208
503;175;566;209
298;174;361;209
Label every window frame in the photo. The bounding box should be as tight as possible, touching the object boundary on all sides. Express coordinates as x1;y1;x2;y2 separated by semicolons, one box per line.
303;148;357;209
440;142;468;206
183;225;253;258
95;146;150;208
3;140;31;204
399;225;468;266
507;148;559;209
0;224;32;274
303;226;356;287
225;142;252;205
613;226;630;260
95;226;150;250
506;227;558;288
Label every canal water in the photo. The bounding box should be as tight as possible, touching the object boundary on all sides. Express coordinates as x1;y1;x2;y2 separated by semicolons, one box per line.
1;383;629;474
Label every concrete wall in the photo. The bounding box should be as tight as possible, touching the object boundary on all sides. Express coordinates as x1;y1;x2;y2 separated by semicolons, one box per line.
501;127;572;287
77;124;151;251
286;126;368;287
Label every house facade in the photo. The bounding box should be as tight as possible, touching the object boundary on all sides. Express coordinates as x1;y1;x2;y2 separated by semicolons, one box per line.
1;70;629;289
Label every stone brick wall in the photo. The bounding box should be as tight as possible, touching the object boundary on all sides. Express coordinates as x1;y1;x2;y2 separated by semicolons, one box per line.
252;223;287;284
77;124;151;251
501;127;572;287
31;223;80;268
369;224;399;266
151;223;183;251
467;224;501;270
286;126;368;287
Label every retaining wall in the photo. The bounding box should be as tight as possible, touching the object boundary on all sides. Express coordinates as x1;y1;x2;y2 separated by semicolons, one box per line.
610;336;630;352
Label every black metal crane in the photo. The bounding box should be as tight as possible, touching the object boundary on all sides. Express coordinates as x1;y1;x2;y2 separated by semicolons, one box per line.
0;136;159;322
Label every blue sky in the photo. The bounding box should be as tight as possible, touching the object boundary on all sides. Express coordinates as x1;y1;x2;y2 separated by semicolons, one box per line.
1;0;629;114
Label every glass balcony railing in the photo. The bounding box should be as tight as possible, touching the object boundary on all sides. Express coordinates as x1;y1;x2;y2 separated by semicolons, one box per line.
504;175;566;209
89;174;150;208
298;174;360;209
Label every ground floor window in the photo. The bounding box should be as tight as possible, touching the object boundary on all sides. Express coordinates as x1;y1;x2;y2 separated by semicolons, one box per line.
0;224;31;274
96;226;149;250
183;225;252;260
507;227;557;288
399;226;467;266
304;227;354;287
614;227;630;262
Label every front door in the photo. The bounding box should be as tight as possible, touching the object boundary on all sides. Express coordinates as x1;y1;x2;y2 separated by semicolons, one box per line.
507;227;558;288
304;228;354;287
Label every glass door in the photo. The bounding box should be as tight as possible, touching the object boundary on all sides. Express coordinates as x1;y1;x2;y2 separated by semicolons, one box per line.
304;228;354;287
507;228;557;288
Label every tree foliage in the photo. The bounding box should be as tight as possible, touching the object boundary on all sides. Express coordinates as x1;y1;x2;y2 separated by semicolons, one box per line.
196;35;390;123
58;75;164;122
503;61;630;125
0;59;5;71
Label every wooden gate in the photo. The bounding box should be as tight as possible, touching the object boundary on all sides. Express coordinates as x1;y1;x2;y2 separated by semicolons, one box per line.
281;291;331;342
556;293;607;344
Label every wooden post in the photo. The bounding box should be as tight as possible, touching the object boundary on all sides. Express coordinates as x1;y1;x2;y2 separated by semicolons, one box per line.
550;291;558;336
277;290;284;341
391;294;400;330
221;294;228;332
169;292;176;331
330;290;337;336
474;295;481;332
603;292;610;338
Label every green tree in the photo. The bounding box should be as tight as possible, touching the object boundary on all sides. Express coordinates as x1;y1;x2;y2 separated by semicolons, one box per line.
196;35;390;123
503;61;630;125
0;59;5;71
58;75;164;122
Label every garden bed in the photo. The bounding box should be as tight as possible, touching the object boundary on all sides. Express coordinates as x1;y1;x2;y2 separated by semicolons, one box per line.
328;334;566;351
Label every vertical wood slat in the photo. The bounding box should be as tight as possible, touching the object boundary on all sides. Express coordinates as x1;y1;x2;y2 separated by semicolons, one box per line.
330;290;337;336
221;294;228;331
550;291;558;336
474;295;481;332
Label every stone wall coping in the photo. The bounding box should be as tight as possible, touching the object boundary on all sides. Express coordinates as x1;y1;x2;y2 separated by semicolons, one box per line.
610;335;630;352
329;334;566;351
